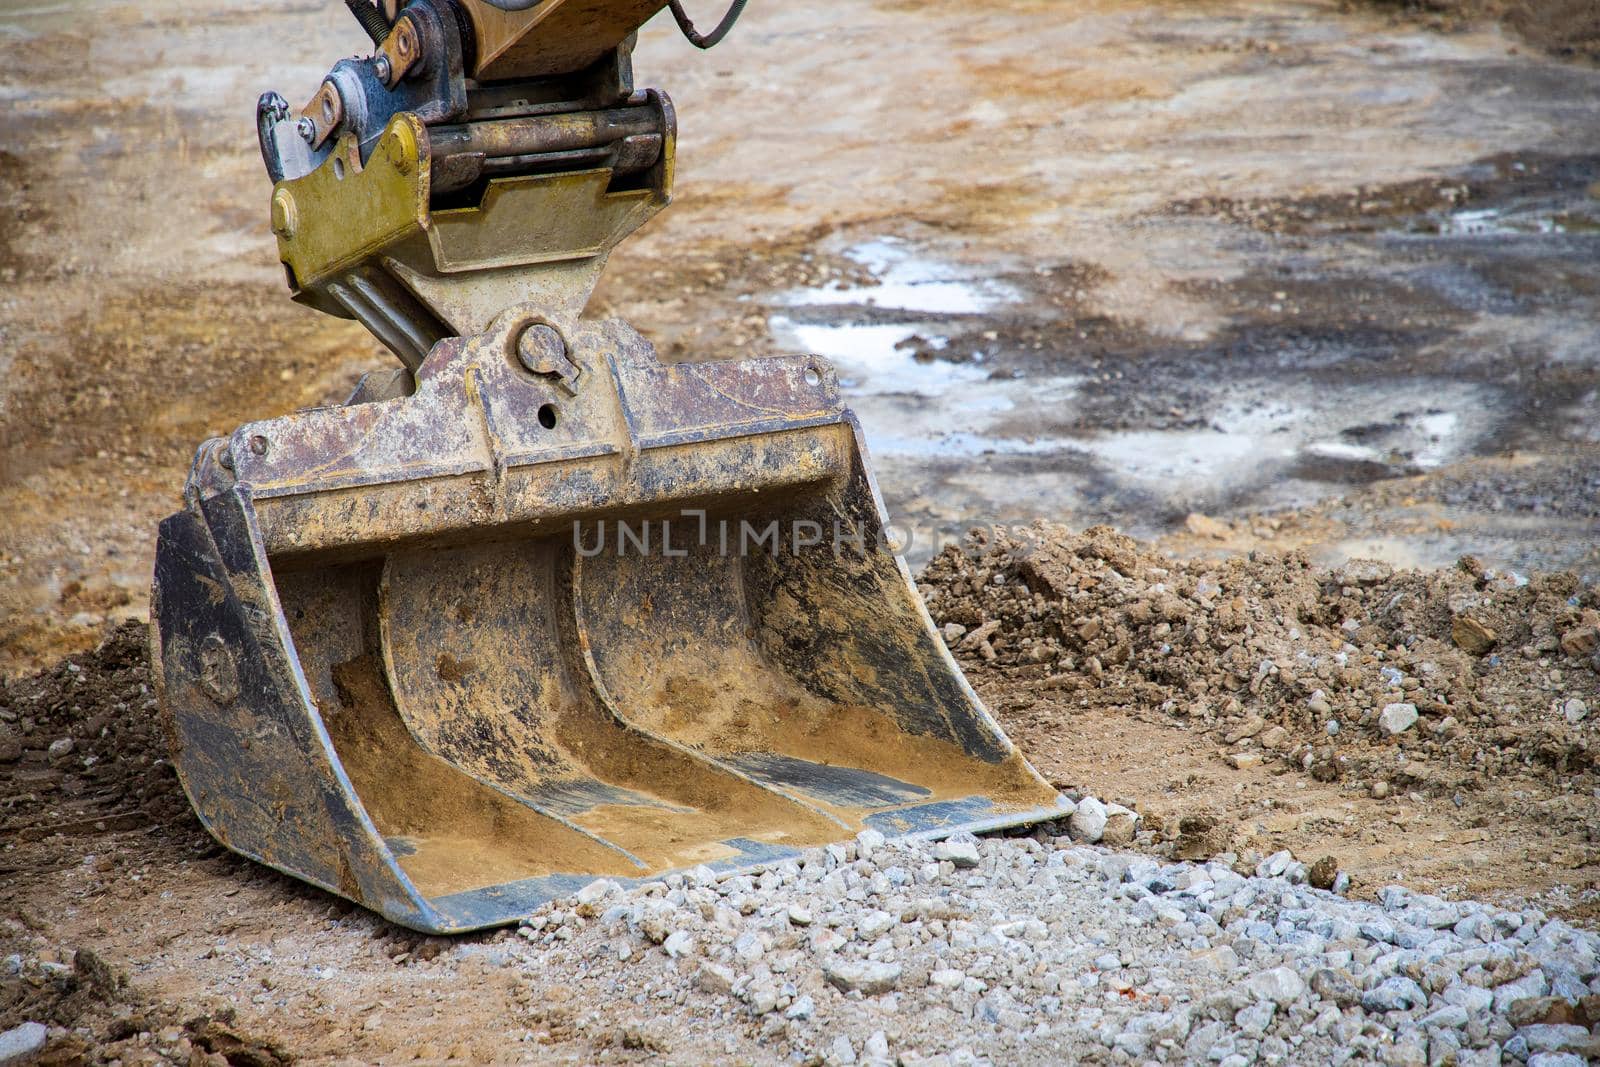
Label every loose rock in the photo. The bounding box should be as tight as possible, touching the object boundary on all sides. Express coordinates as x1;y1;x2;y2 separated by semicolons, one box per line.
1101;804;1138;847
1068;796;1109;843
932;836;980;869
1363;976;1428;1012
0;1023;47;1066
1378;702;1419;736
823;960;902;995
1451;614;1497;655
1245;966;1305;1006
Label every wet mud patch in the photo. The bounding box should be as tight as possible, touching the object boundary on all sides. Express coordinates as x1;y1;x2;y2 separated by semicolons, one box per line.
1168;152;1600;239
754;237;1568;563
594;223;880;364
1347;0;1600;63
1368;454;1600;525
735;152;1600;567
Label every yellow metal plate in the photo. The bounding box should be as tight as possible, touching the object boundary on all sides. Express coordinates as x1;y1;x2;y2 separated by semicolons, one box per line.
272;114;430;293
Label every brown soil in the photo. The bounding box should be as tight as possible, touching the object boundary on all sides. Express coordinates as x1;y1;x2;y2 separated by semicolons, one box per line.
922;524;1600;921
0;285;376;676
0;624;301;1065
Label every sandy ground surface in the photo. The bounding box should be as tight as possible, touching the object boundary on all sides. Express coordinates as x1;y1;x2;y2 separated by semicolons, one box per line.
2;0;1599;1061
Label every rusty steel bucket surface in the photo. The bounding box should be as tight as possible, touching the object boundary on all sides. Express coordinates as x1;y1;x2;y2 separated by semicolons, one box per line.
151;309;1067;934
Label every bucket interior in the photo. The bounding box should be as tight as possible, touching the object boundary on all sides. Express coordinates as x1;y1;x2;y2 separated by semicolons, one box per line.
272;489;1054;903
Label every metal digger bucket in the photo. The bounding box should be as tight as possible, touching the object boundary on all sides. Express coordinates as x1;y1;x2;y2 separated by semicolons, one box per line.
151;309;1066;932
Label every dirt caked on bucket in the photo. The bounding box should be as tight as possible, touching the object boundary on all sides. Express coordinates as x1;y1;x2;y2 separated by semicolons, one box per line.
152;307;1067;933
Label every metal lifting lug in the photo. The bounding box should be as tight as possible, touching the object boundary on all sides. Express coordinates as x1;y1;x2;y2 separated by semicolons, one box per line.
515;322;581;395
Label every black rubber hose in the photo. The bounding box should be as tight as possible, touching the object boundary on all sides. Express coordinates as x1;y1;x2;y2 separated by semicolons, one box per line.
666;0;746;48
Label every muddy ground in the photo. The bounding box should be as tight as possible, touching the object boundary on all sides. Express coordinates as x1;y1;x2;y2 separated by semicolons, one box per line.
2;0;1599;1060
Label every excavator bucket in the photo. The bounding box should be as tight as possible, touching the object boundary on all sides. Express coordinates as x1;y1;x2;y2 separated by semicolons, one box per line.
151;6;1064;933
150;309;1067;933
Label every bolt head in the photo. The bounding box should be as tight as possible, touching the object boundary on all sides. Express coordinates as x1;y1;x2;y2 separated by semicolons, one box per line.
296;116;316;143
374;54;392;83
270;190;298;238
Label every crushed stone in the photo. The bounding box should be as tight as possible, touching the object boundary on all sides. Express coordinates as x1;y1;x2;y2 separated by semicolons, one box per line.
491;829;1600;1064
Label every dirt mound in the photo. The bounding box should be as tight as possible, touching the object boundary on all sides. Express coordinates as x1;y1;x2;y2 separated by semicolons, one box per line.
0;621;192;842
0;625;305;1062
922;523;1599;810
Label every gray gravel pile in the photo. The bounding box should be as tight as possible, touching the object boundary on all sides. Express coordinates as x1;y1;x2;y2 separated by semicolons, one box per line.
489;824;1600;1065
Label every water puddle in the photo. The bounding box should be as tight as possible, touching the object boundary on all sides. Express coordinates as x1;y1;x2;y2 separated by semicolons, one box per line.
779;238;1022;315
774;321;991;397
1084;391;1484;506
1304;411;1460;470
1440;207;1571;237
772;237;1495;561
